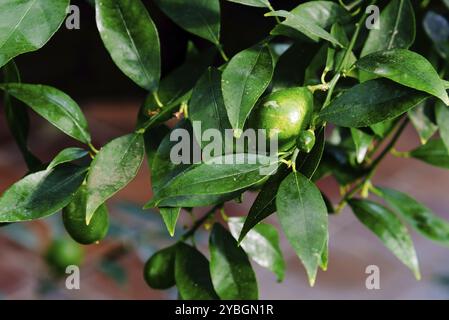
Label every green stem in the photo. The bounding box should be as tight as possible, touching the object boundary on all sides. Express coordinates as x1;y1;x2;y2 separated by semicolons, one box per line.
267;2;281;24
180;204;222;241
88;142;99;154
335;118;408;212
217;44;229;62
152;91;163;108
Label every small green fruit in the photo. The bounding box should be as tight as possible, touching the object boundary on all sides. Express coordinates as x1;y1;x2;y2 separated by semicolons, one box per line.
45;238;84;275
249;87;314;151
143;245;176;289
297;129;316;153
62;186;109;245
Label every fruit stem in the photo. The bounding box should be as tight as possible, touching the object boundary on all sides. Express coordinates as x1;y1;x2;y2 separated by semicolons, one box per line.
180;204;223;241
267;2;282;24
88;142;99;154
152;91;164;108
307;83;329;94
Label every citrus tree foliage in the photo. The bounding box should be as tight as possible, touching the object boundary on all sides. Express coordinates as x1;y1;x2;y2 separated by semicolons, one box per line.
2;0;449;299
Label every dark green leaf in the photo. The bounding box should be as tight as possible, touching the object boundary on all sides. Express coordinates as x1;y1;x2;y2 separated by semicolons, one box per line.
408;102;438;145
139;46;216;120
159;207;181;237
96;0;160;91
175;243;219;300
272;42;320;90
189;67;231;148
209;223;258;299
320;79;427;127
222;44;274;137
225;0;269;8
267;10;342;47
276;172;328;286
349;199;420;279
143;125;170;170
410;138;449;169
350;128;373;164
2;61;41;170
0;0;69;68
423;11;449;59
0;83;91;144
356;49;449;105
435;101;449;152
377;187;449;246
154;0;220;44
361;0;415;57
147;153;279;208
239;164;289;242
228;217;285;281
271;1;350;41
0;165;87;222
48;148;89;170
86;133;144;224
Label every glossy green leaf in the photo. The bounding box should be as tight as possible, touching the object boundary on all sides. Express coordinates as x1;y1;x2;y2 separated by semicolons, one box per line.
189;67;231;148
0;83;91;144
267;10;342;47
0;0;69;68
240;129;324;243
361;0;415;57
349;199;420;279
143;125;170;170
320;79;427;127
175;243;219;300
271;1;350;41
147;153;279;208
435;102;449;153
276;172;328;286
48;148;88;170
154;0;220;44
222;44;274;137
148;122;238;208
96;0;160;91
159;207;181;237
2;61;41;170
356;49;449;105
225;0;269;8
209;223;258;300
351;128;373;164
0;165;87;222
410;139;449;169
377;187;449;246
228;217;285;281
86;133;144;224
408;102;438;145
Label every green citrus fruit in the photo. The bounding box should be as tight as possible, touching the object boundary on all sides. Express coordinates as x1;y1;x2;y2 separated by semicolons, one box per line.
143;245;176;289
45;238;84;275
249;87;313;151
62;186;109;245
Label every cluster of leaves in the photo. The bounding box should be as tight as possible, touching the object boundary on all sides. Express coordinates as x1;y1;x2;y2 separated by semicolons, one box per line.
1;0;449;299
